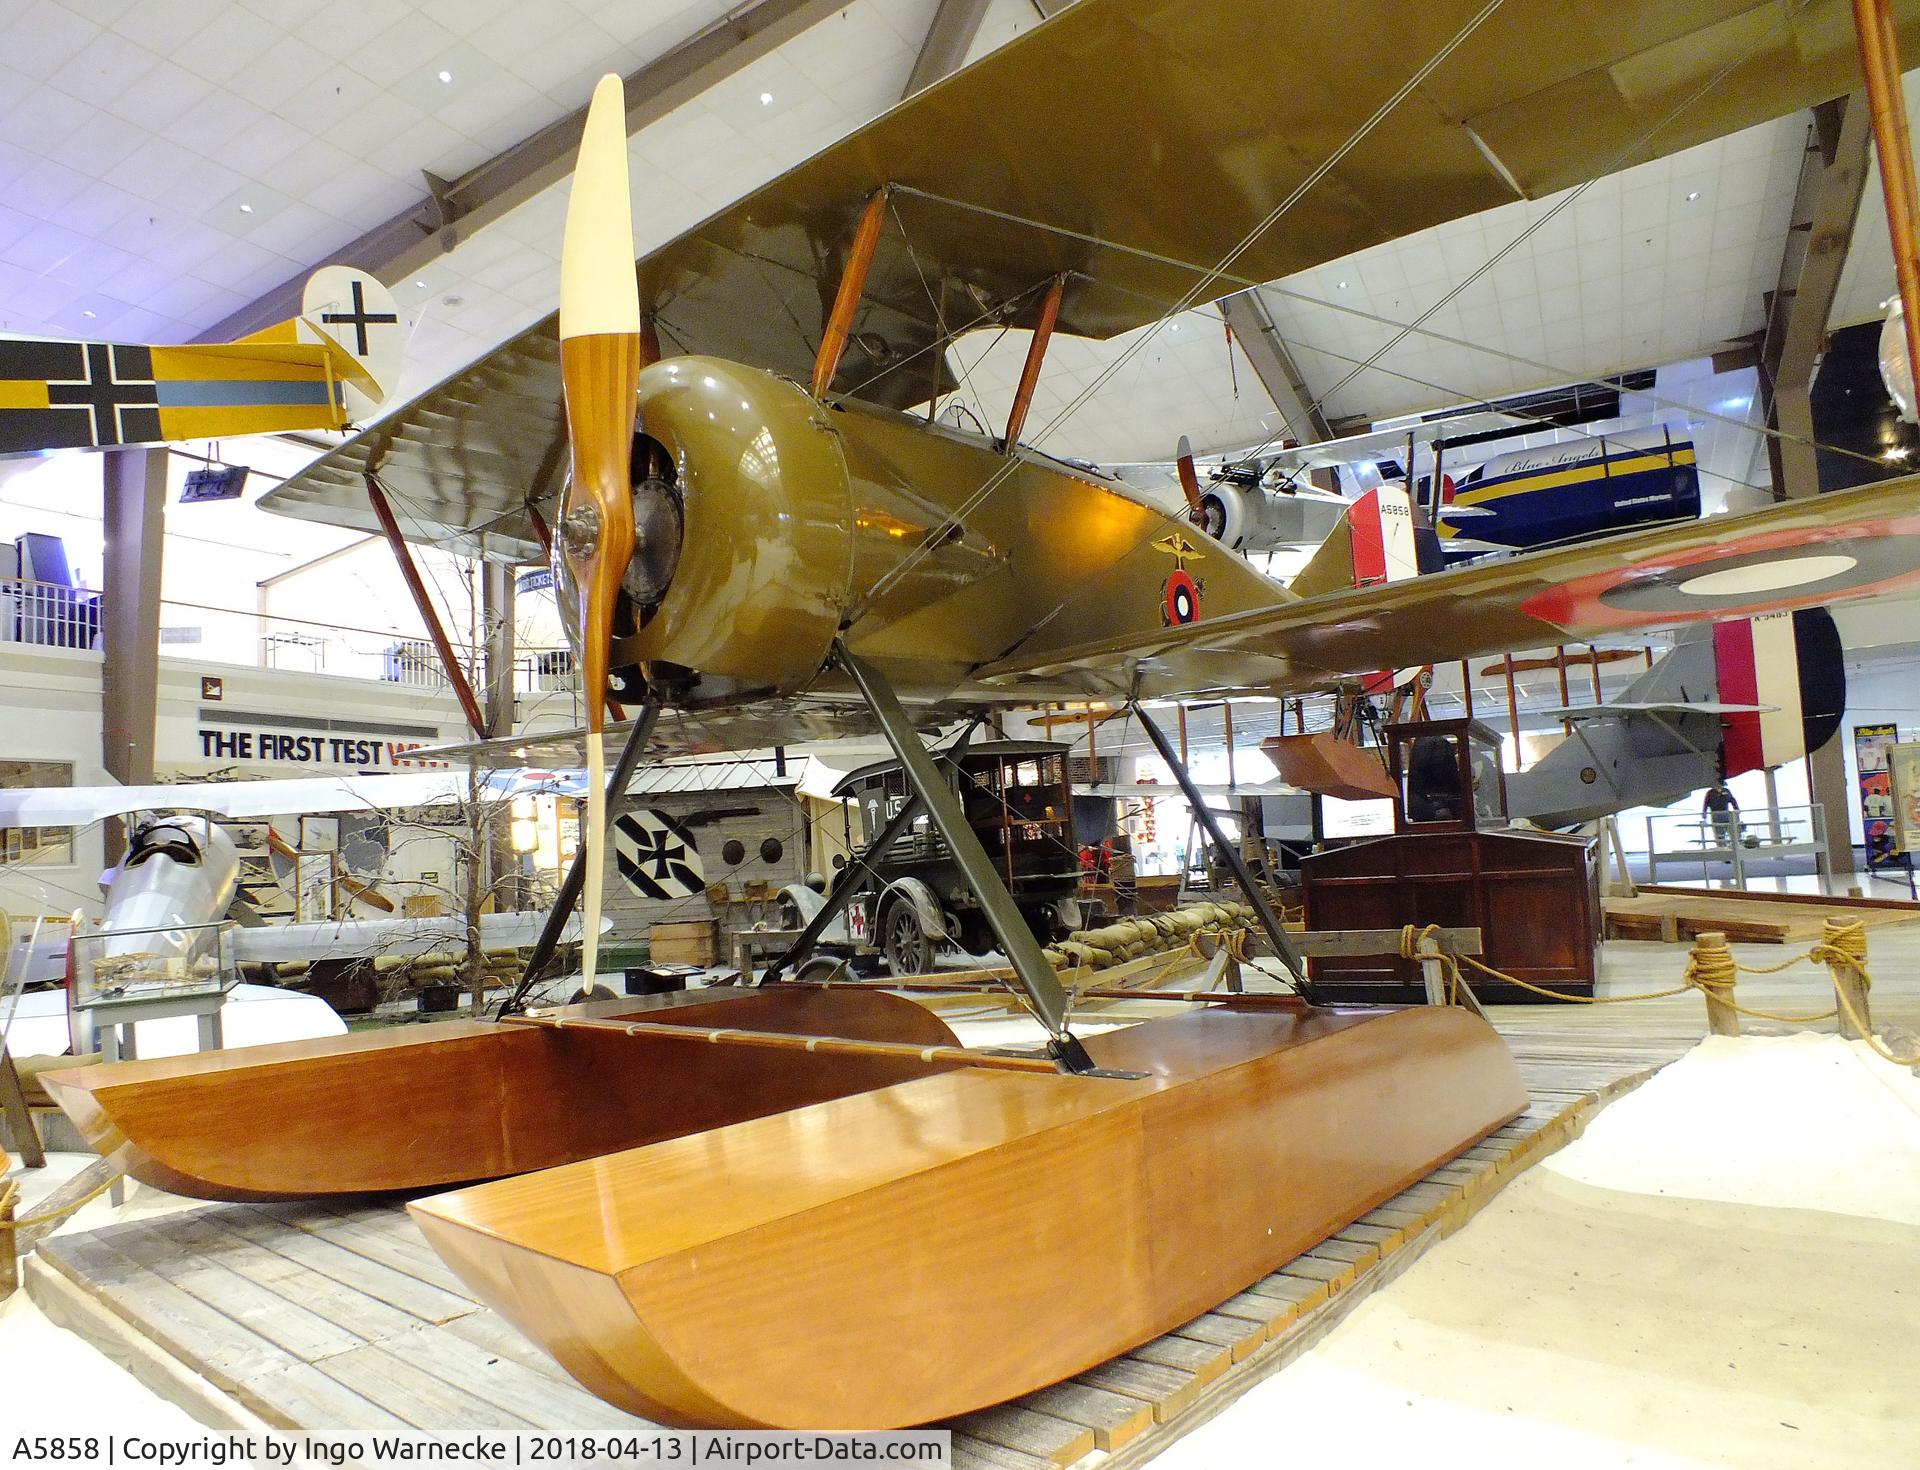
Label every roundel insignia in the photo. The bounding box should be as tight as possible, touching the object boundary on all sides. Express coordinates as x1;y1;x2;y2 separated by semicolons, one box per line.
611;808;705;900
1520;514;1920;631
1163;568;1201;625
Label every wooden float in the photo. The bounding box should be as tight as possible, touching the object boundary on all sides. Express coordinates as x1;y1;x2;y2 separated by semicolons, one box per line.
409;1001;1525;1427
38;987;964;1200
1262;733;1398;802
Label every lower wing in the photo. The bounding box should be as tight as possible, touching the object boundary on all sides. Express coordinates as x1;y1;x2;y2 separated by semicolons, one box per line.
979;475;1920;699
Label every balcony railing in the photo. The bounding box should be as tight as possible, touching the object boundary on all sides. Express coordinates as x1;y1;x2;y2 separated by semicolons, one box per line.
0;577;578;708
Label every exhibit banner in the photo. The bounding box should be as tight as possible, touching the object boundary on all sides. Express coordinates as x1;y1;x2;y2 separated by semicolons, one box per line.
1853;723;1899;864
1891;742;1920;856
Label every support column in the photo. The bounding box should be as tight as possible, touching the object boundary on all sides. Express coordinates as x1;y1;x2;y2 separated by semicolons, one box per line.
101;447;166;863
482;560;516;738
1810;738;1857;878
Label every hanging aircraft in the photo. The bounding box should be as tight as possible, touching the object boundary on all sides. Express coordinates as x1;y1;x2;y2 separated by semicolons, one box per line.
38;0;1920;1431
1247;414;1706;562
0;267;403;458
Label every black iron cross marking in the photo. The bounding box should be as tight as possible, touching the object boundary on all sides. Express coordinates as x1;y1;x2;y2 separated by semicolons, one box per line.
46;344;158;447
320;278;397;356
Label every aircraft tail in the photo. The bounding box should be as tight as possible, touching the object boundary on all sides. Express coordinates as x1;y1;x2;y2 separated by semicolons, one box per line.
1288;485;1422;599
1712;608;1845;776
1289;486;1428;692
0;266;403;458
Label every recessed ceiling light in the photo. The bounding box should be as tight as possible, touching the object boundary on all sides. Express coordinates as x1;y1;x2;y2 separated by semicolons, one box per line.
1337;280;1348;289
81;309;95;318
1168;322;1180;332
238;202;254;213
760;91;773;105
437;69;453;83
1685;190;1700;201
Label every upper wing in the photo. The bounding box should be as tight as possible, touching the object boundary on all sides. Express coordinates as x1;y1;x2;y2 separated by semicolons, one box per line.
981;476;1920;698
260;0;1911;554
1548;701;1766;720
0;770;585;830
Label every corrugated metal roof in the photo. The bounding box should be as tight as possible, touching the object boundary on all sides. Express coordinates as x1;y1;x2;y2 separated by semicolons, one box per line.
625;758;806;797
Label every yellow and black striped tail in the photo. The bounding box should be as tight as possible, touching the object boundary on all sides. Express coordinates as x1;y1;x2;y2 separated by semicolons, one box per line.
0;266;401;458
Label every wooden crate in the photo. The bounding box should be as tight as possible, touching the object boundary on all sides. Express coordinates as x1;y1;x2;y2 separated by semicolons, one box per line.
649;920;717;967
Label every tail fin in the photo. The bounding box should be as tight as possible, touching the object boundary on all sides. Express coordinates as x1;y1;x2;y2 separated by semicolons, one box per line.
1712;608;1845;776
1287;486;1426;694
235;266;403;420
1288;485;1421;599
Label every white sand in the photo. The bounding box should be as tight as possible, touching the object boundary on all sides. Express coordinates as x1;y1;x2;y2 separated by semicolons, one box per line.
1547;1032;1920;1225
1151;1034;1920;1469
0;1287;206;1435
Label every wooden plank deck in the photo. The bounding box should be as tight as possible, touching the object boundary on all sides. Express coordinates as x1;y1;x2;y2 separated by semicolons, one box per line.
28;1016;1694;1469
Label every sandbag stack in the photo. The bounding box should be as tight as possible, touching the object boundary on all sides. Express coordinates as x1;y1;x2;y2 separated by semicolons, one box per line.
371;948;525;993
1042;900;1256;975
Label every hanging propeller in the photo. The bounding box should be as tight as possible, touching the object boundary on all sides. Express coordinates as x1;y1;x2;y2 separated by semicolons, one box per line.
1174;434;1208;529
558;73;642;995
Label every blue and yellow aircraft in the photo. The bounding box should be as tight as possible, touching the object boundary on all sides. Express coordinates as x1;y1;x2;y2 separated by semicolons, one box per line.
0;265;401;457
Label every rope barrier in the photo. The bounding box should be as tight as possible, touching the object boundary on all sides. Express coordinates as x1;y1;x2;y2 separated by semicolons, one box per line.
1395;918;1920;1066
1397;924;1689;1004
0;1168;123;1234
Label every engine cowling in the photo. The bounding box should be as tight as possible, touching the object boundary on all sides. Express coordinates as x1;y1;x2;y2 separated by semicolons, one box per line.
608;358;852;690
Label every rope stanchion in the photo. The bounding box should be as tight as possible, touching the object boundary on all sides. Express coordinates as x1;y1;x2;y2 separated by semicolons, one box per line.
1393;914;1919;1065
1685;931;1741;1035
1812;917;1872;1039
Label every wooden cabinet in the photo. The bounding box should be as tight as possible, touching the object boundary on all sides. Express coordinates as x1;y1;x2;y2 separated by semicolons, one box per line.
1300;825;1599;1002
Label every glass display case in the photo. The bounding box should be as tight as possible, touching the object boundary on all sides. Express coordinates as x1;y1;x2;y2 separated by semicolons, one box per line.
70;920;236;1014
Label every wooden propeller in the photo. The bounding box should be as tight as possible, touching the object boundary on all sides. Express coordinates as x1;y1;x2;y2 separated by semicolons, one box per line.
1175;435;1207;528
558;73;642;991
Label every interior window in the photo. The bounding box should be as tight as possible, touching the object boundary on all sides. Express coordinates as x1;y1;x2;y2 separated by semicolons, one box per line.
0;757;74;866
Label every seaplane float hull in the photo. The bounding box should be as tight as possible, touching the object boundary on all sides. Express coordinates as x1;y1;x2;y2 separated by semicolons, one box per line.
44;987;1523;1425
38;987;967;1200
409;1000;1524;1427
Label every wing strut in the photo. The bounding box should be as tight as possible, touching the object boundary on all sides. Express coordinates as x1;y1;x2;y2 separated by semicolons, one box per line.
1128;701;1310;992
812;189;891;398
497;697;661;1017
758;791;928;985
836;641;1108;1072
364;472;488;737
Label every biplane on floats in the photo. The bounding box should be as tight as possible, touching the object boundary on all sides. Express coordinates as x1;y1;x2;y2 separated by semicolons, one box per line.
39;0;1920;1430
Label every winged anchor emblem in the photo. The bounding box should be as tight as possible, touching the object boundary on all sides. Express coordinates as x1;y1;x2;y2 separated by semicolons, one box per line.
1151;530;1206;626
610;808;706;900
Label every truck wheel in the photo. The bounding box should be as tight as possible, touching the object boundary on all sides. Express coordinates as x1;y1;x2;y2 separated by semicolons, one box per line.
883;900;935;977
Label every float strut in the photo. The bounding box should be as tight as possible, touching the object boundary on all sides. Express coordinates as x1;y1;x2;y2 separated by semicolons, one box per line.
837;642;1085;1057
761;793;928;983
500;698;661;1015
764;724;987;982
1128;700;1311;992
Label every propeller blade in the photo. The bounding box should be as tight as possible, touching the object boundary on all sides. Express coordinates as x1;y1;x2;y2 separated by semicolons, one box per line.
1175;434;1206;527
558;72;643;995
